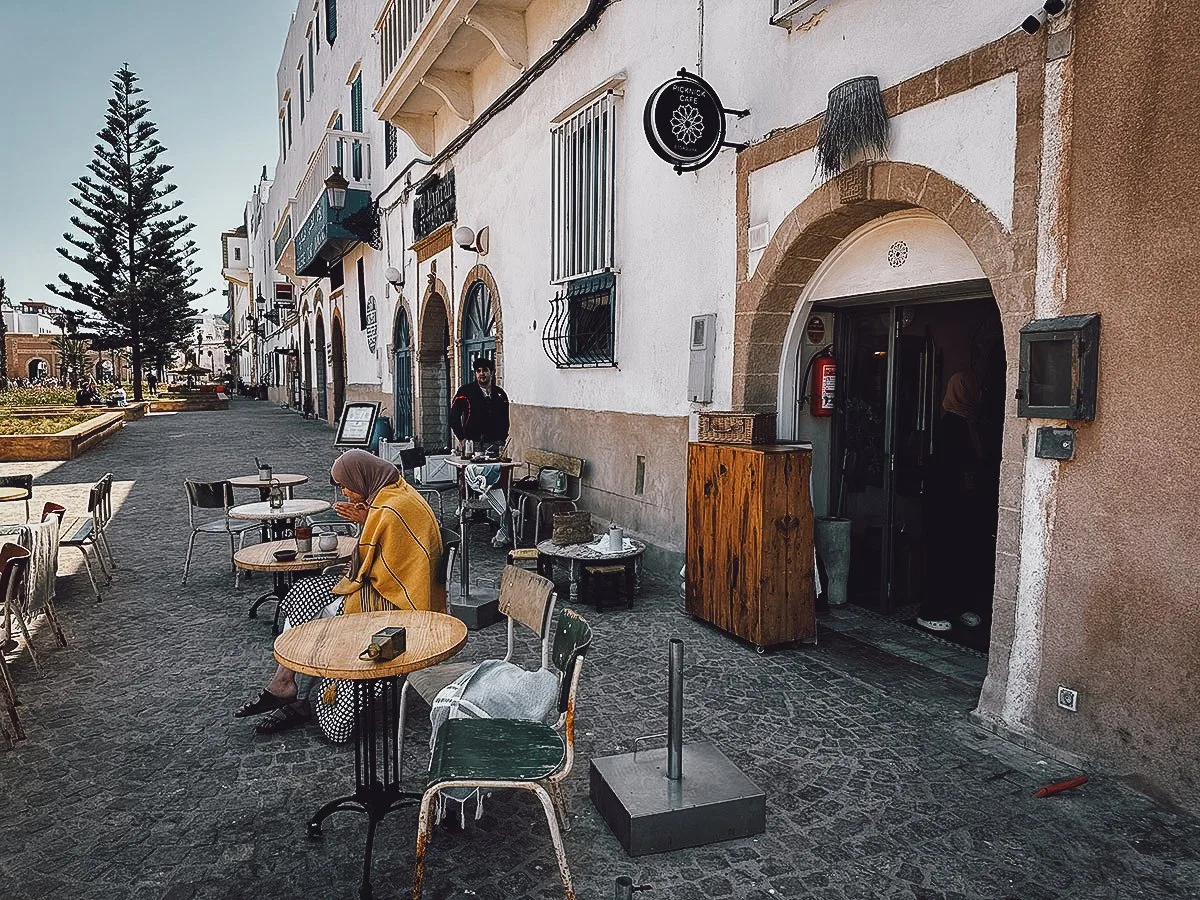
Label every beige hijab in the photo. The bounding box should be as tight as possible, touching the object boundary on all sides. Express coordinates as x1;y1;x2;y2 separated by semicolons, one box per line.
942;372;983;422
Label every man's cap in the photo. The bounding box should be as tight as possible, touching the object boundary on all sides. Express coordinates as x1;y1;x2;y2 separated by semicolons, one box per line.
473;357;495;372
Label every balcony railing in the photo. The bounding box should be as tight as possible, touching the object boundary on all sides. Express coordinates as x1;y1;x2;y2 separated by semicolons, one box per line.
378;0;435;87
295;129;373;228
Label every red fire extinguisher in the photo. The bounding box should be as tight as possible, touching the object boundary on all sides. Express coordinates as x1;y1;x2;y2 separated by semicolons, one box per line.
810;350;836;416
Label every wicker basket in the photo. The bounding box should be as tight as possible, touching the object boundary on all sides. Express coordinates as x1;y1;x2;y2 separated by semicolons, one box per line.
697;411;776;445
552;511;593;545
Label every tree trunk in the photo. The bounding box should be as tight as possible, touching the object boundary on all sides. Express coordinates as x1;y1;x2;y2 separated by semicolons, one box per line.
130;319;143;403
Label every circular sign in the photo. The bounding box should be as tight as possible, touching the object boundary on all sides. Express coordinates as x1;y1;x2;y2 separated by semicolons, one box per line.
365;296;378;354
644;71;727;172
805;316;826;345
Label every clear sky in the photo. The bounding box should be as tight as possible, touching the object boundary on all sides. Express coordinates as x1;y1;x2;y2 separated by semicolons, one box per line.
0;0;297;314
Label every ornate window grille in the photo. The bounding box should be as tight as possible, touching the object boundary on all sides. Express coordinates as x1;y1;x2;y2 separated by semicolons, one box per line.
385;122;398;167
542;273;615;368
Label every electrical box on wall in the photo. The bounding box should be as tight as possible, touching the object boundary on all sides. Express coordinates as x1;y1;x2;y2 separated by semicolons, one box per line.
688;314;717;403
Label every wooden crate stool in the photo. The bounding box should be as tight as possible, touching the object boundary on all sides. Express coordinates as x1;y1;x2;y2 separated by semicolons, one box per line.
507;547;540;571
580;562;634;611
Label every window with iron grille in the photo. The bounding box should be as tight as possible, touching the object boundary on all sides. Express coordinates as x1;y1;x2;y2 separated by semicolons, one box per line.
545;92;617;367
550;91;616;284
385;122;398;167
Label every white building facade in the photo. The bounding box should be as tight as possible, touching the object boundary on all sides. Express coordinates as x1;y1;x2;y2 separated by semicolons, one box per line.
230;0;1200;810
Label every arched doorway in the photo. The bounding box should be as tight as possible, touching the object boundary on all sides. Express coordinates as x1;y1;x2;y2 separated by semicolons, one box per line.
315;314;328;420
303;320;313;416
392;305;413;441
419;288;451;449
28;359;47;381
331;317;346;422
460;279;496;382
737;163;1031;657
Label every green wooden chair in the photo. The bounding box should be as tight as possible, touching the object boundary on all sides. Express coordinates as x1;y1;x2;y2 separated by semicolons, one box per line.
412;608;592;900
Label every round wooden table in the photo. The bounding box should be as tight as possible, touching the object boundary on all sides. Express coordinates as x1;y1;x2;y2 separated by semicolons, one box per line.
227;472;309;500
274;610;468;899
234;536;356;629
0;487;27;502
536;535;646;603
229;498;330;540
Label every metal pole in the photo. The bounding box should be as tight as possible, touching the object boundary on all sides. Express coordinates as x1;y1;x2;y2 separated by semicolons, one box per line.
667;638;683;781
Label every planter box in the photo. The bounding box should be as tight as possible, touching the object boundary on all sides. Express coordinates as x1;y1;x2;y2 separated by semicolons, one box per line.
149;393;229;412
0;411;126;462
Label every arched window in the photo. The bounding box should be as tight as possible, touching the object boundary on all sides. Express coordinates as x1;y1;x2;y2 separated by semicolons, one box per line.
392;307;413;440
460;280;496;382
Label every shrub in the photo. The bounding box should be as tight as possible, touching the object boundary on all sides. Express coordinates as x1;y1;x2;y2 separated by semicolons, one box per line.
0;386;77;408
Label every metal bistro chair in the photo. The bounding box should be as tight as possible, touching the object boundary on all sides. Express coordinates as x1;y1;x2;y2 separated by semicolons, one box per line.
0;543;34;743
413;608;592;900
399;447;458;522
44;483;112;601
182;480;259;586
0;474;34;522
397;563;556;769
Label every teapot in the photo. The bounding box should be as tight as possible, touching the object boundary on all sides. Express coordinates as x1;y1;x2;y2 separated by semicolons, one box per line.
267;478;285;509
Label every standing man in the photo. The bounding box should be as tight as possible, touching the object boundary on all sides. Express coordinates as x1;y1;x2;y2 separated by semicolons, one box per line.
450;356;509;452
450;356;512;547
146;371;158;397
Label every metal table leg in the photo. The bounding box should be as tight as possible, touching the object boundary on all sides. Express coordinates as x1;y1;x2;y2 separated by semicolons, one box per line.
307;676;419;899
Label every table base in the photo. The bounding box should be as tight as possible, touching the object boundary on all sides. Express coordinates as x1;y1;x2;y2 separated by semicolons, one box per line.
248;572;289;633
307;676;413;899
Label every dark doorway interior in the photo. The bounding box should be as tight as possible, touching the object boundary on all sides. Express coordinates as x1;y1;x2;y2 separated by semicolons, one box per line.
829;294;1005;651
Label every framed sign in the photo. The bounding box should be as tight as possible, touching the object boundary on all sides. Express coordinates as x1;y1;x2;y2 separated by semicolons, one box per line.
644;69;748;173
335;401;380;448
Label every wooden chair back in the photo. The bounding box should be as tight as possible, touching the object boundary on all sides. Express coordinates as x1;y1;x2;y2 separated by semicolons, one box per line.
524;449;584;479
0;544;31;610
497;565;556;667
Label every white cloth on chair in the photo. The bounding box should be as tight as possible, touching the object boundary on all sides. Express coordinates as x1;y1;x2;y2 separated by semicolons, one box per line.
23;518;59;611
462;464;507;517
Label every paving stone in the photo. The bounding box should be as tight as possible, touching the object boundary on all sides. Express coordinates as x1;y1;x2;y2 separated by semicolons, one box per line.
1;400;1198;899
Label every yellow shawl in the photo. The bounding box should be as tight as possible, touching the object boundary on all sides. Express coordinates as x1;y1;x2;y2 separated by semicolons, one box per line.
331;481;445;615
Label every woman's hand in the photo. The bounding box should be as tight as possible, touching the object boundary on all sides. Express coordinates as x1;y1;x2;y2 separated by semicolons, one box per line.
333;501;370;524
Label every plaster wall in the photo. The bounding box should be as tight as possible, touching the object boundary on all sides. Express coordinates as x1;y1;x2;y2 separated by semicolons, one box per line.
1031;1;1200;809
748;75;1018;278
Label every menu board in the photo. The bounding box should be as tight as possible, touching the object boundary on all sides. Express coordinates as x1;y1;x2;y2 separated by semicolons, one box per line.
335;402;380;447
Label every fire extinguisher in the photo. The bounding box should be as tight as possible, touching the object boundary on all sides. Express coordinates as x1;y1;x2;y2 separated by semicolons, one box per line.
809;348;836;416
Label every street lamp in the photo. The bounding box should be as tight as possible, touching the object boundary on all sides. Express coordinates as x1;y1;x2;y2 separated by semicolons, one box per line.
324;166;349;220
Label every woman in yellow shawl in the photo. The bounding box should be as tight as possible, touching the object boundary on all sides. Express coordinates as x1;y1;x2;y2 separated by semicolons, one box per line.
235;450;443;739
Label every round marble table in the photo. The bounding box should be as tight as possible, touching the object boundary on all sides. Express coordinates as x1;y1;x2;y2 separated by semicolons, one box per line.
227;472;309;500
229;498;330;540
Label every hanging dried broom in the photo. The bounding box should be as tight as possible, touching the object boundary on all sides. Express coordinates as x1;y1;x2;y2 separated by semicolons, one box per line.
815;75;889;180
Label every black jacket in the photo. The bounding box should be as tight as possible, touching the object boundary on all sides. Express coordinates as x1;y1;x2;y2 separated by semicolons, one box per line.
450;381;510;444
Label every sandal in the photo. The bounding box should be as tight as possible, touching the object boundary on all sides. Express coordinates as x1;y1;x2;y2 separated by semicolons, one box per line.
234;689;294;718
254;702;310;735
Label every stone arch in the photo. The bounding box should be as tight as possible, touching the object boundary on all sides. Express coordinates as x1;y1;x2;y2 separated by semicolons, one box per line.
391;297;415;440
418;276;452;448
457;264;505;380
734;161;1032;411
734;160;1037;709
330;309;347;421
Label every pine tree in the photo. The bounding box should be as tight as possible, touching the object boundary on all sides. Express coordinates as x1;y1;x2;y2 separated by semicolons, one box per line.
48;65;204;401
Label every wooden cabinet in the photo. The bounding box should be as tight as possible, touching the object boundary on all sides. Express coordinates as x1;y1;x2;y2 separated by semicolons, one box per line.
686;442;815;648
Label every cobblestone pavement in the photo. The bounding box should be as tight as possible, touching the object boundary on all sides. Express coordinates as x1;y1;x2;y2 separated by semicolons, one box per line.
1;401;1197;900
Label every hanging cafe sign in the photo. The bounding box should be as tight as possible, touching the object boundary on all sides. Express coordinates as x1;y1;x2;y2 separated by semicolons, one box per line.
643;68;749;174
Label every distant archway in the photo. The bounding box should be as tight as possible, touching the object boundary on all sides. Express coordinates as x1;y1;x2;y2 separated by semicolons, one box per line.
392;302;413;441
315;314;328;420
331;314;346;422
419;278;451;449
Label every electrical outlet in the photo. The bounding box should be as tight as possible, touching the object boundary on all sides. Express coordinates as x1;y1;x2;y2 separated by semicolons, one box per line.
1057;686;1078;712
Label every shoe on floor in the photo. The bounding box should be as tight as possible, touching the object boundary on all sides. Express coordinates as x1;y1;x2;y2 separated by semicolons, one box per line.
959;612;982;627
917;617;952;632
255;701;310;735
